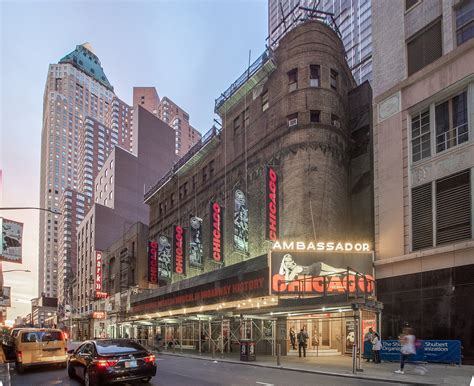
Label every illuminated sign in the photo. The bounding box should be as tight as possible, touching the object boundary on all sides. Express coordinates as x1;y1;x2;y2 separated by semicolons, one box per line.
95;291;108;299
173;226;186;275
210;202;224;263
148;241;158;284
271;251;374;296
266;166;279;241
92;311;106;319
272;241;371;252
95;251;103;295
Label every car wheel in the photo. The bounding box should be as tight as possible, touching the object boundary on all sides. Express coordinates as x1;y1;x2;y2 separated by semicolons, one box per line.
67;362;75;379
84;368;97;386
16;362;25;374
141;378;152;383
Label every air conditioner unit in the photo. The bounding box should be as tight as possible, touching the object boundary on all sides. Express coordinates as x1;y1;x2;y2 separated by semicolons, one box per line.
288;118;298;127
310;79;319;87
333;120;341;128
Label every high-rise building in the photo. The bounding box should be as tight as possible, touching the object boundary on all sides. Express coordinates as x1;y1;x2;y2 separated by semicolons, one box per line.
372;0;474;360
39;43;131;300
133;87;202;157
268;0;372;84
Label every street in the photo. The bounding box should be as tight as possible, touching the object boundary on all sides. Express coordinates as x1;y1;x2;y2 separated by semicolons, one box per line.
8;355;403;386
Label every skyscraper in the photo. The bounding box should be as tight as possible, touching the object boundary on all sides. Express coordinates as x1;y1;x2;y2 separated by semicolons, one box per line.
268;0;372;84
38;43;130;299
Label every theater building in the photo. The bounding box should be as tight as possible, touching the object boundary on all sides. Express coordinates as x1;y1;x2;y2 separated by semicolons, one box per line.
125;17;378;357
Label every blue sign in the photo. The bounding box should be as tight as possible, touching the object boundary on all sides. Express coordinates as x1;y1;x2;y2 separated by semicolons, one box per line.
380;340;461;365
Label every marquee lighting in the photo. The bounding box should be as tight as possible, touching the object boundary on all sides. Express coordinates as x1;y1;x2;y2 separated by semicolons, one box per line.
272;240;371;252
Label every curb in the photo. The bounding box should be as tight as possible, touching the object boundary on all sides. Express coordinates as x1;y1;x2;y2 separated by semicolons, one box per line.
155;351;434;385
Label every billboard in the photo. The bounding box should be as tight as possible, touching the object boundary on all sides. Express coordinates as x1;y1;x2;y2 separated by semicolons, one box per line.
0;218;23;264
158;235;172;281
95;251;103;296
233;189;248;253
189;216;203;268
266;166;279;241
270;250;374;295
173;226;186;275
148;241;158;284
209;202;224;263
0;287;11;307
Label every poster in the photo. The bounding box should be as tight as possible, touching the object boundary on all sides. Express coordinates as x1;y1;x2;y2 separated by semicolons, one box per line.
361;319;377;354
189;216;203;268
158;235;172;281
233;189;248;253
0;218;23;263
345;320;355;353
173;225;186;275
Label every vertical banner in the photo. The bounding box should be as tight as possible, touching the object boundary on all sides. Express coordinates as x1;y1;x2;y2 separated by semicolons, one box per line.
148;241;158;284
345;320;355;354
158;235;172;281
173;225;186;275
266;166;279;241
189;216;203;267
233;189;249;253
95;251;103;295
0;218;23;263
209;202;224;263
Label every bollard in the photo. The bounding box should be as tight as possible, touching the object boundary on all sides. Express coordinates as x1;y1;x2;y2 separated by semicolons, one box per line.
277;343;281;367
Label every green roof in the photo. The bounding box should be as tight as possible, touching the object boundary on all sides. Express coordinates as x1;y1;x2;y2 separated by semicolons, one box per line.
59;43;114;91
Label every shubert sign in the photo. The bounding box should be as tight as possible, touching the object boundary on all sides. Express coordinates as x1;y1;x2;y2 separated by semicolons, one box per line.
272;240;371;253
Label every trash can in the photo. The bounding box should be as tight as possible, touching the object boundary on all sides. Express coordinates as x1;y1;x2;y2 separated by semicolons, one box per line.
239;339;256;361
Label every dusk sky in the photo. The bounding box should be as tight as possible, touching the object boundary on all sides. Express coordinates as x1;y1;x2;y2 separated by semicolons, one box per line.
0;0;268;319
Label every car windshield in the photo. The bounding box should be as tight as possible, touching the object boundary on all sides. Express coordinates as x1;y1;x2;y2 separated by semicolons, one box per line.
95;340;145;355
21;331;64;343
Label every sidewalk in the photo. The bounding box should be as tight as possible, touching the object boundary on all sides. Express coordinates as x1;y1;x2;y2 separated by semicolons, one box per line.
154;349;474;385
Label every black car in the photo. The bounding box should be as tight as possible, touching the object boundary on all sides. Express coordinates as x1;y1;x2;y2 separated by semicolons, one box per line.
67;339;157;385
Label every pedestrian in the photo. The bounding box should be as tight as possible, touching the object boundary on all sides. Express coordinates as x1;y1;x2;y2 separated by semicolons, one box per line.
289;327;296;350
372;332;381;363
363;327;374;362
297;327;308;358
395;327;416;374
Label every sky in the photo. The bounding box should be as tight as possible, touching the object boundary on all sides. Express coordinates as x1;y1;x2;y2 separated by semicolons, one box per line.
0;0;268;320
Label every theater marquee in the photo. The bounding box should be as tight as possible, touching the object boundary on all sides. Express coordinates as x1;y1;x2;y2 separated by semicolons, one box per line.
272;240;371;253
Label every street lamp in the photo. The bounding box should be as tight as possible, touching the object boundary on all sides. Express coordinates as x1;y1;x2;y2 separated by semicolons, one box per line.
2;269;31;273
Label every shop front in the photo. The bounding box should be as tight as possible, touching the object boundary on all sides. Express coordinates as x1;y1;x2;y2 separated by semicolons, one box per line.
124;246;382;362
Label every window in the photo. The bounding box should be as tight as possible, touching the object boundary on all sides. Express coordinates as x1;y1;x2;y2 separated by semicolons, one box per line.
435;91;468;152
455;0;474;45
411;109;431;162
407;19;442;76
287;113;298;127
261;91;269;112
331;114;340;128
233;115;241;132
330;69;338;91
288;68;298;92
310;65;320;87
411;183;433;251
310;110;320;123
436;170;471;245
405;0;418;11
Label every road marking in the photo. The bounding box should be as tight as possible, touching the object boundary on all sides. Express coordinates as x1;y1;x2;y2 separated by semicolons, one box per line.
256;382;274;386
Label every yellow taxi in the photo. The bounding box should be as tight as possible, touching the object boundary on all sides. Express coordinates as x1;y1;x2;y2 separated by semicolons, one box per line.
15;329;68;373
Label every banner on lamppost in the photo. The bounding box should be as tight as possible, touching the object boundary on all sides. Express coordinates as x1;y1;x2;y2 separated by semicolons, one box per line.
233;189;248;253
0;218;23;264
0;287;11;307
189;216;203;268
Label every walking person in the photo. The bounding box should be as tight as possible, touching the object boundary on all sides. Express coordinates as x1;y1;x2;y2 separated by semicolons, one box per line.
289;327;296;350
297;327;308;358
395;327;416;374
372;332;381;363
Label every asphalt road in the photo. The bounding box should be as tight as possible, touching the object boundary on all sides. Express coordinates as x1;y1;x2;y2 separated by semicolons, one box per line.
9;355;403;386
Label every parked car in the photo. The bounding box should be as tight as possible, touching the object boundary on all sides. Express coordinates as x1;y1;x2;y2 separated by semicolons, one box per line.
67;339;156;385
15;329;68;373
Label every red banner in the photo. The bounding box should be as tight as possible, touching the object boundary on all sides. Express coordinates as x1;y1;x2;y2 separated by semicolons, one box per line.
266;166;279;241
210;202;224;263
173;226;186;275
148;241;158;284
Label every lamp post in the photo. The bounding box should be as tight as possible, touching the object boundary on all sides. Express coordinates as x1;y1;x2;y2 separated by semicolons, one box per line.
2;269;31;274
